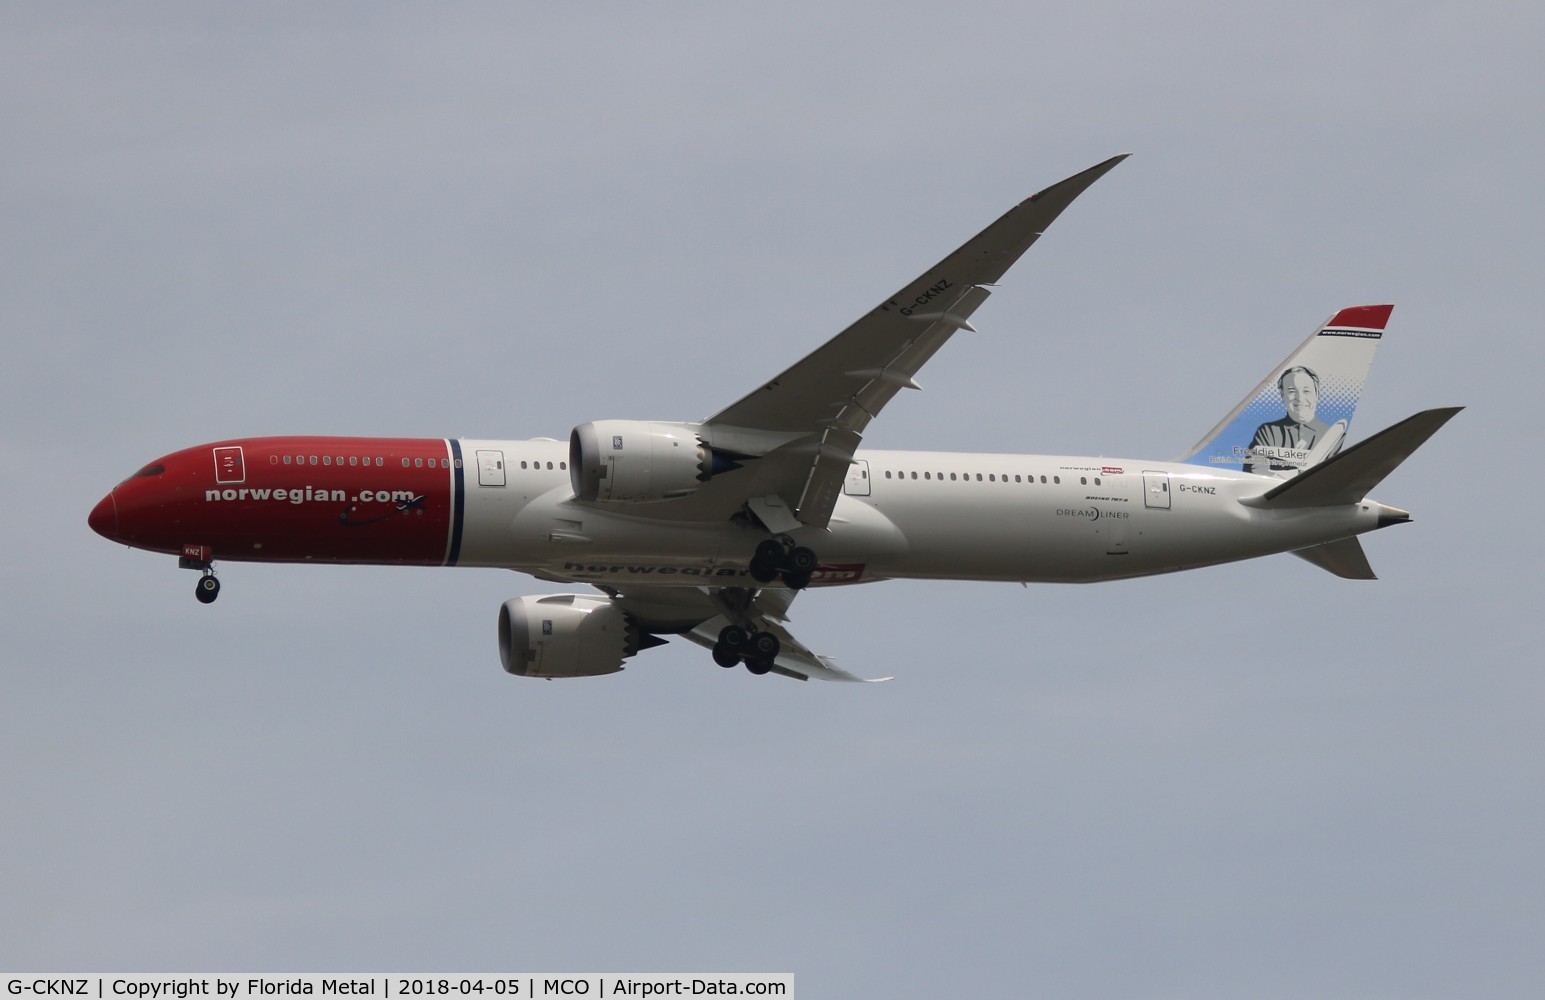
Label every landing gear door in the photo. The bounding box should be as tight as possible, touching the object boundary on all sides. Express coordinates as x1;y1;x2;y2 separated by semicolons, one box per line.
477;450;506;487
843;460;871;497
1143;471;1171;510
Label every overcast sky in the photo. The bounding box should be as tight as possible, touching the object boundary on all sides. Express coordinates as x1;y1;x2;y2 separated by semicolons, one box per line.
3;3;1542;996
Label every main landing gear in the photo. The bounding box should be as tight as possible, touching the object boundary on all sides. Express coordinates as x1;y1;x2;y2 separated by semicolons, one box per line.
715;537;814;675
713;624;781;675
748;537;818;590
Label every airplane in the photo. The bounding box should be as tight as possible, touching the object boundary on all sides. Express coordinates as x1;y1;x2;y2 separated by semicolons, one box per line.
87;154;1461;682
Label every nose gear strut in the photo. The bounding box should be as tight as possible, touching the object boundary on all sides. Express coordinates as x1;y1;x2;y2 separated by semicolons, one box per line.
180;545;220;604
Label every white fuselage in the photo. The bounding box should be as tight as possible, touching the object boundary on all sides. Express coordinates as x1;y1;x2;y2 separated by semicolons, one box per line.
449;439;1388;589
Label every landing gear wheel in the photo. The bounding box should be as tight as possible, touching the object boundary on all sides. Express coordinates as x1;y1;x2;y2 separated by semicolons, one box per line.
782;568;813;591
194;574;220;604
749;630;780;661
712;643;741;668
754;539;786;565
718;625;750;651
748;559;780;584
743;632;780;675
749;539;784;583
784;546;817;574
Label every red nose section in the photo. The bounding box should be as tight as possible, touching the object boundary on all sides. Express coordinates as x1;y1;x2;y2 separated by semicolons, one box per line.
88;492;119;540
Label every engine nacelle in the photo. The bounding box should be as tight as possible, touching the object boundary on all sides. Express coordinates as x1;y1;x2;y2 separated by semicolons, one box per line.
498;594;649;678
569;420;714;503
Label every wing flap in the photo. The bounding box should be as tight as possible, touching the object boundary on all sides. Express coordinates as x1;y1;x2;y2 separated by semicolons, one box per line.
794;426;863;526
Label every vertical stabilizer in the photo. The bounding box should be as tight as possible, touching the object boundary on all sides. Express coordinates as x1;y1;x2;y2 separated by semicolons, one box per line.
1179;305;1390;478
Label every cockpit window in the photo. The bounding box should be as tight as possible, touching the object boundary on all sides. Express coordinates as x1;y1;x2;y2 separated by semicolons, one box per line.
115;461;166;487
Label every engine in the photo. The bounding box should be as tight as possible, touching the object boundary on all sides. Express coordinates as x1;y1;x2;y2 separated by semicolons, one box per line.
498;594;654;678
569;420;721;502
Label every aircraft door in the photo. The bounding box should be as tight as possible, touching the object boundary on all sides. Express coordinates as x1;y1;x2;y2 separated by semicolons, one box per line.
843;460;871;496
1143;471;1171;510
476;450;507;487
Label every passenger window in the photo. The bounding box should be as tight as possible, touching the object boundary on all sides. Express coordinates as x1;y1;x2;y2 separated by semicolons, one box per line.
924;472;931;480
910;472;917;479
1080;476;1087;485
283;455;292;465
1095;477;1101;486
950;473;956;481
401;458;410;467
323;456;331;466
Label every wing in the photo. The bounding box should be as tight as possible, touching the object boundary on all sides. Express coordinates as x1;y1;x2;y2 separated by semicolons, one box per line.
604;584;889;682
568;155;1126;532
701;153;1128;529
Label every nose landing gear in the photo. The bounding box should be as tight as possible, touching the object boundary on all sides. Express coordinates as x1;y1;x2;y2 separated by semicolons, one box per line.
180;544;220;604
194;572;221;604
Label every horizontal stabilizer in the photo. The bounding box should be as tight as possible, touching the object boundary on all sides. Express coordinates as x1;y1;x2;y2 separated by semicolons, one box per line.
1242;407;1462;509
1292;537;1377;579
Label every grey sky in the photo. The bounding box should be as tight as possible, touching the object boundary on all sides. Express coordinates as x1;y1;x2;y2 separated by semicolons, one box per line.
3;3;1541;996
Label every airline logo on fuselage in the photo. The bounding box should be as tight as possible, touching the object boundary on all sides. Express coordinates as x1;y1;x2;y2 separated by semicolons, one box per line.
203;485;420;505
202;483;430;529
